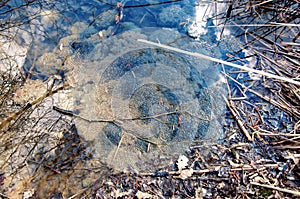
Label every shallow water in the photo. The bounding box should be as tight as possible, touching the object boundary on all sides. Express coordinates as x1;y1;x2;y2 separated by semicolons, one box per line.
17;0;237;172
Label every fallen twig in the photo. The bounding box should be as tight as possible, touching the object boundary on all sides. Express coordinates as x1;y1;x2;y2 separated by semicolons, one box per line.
137;39;300;86
112;132;124;161
139;163;278;177
223;96;253;141
250;182;300;196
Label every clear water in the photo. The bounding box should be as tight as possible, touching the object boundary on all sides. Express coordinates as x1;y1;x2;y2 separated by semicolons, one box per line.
14;0;239;171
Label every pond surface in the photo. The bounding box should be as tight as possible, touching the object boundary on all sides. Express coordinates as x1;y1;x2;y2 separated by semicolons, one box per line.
19;0;239;171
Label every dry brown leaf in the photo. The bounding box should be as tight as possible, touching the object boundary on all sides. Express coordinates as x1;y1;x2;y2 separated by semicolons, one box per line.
176;155;189;171
253;176;266;183
228;159;240;167
217;181;226;189
195;187;207;199
106;181;114;186
111;189;132;198
178;168;193;180
136;190;153;199
23;189;35;199
52;131;64;140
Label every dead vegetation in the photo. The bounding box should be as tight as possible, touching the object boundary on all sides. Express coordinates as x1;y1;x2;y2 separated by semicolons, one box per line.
0;0;299;198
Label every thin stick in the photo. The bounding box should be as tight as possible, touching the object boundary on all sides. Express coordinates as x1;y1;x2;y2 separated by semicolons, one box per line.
137;39;300;86
139;163;278;176
255;127;300;137
281;42;300;46
252;0;273;7
208;23;300;27
223;96;253;142
124;111;178;121
113;132;124;161
250;182;300;196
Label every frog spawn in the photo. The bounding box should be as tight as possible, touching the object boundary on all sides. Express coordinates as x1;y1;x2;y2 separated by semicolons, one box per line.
71;29;226;172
